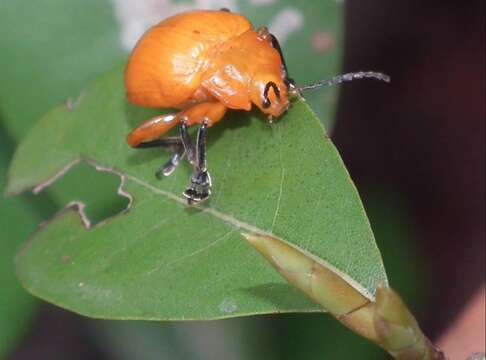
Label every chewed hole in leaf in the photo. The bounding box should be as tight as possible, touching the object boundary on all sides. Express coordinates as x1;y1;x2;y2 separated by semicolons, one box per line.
33;160;130;228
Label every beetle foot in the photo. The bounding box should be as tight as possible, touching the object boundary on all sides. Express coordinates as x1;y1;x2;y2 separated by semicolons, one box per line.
183;170;212;204
155;146;185;179
156;163;176;179
156;157;178;178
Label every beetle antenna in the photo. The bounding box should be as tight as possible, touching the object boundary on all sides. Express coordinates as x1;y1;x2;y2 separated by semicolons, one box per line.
298;71;390;92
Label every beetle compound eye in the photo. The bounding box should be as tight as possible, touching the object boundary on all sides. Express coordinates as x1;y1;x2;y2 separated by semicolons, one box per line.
263;81;281;108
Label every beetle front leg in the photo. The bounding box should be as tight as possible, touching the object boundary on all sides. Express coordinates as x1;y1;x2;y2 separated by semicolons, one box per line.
130;136;187;178
182;120;211;204
155;144;186;178
180;121;197;166
133;137;182;149
177;102;226;204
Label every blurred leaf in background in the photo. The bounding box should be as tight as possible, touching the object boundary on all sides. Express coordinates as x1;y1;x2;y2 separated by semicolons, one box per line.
0;0;125;139
0;127;55;358
0;2;129;354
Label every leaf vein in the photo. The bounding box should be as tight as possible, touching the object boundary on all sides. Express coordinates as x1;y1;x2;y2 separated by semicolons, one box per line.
125;174;273;237
146;229;235;275
271;126;285;232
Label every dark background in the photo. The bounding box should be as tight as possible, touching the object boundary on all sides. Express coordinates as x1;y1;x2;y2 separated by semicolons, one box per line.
336;0;484;337
4;0;484;359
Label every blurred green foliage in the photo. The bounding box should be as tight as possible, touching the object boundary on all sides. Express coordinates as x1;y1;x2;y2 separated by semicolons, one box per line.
0;2;128;356
0;127;54;357
0;0;125;139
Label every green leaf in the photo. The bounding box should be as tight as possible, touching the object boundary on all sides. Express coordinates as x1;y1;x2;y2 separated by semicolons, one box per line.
0;191;38;358
6;65;386;320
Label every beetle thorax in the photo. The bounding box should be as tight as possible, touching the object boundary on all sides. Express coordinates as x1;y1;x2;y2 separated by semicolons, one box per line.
200;30;289;118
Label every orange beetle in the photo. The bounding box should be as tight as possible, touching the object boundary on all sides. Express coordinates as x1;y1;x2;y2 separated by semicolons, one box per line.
125;9;389;203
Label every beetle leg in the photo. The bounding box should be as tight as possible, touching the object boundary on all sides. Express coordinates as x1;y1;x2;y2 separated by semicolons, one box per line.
180;120;197;166
130;136;186;178
155;145;186;178
126;113;180;147
196;120;208;173
183;120;211;204
132;137;182;149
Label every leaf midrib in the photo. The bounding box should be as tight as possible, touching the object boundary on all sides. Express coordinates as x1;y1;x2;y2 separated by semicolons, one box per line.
125;173;274;237
124;170;375;301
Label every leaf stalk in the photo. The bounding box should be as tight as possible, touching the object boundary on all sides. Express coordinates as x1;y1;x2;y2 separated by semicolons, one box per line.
242;233;446;360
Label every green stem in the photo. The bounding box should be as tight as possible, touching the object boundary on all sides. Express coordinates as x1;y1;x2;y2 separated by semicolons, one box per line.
242;233;446;360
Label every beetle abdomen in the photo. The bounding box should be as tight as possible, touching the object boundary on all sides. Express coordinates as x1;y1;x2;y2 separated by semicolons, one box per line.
125;10;252;108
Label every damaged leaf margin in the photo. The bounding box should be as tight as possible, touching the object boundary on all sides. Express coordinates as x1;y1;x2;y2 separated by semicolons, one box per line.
11;157;323;320
29;158;134;230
